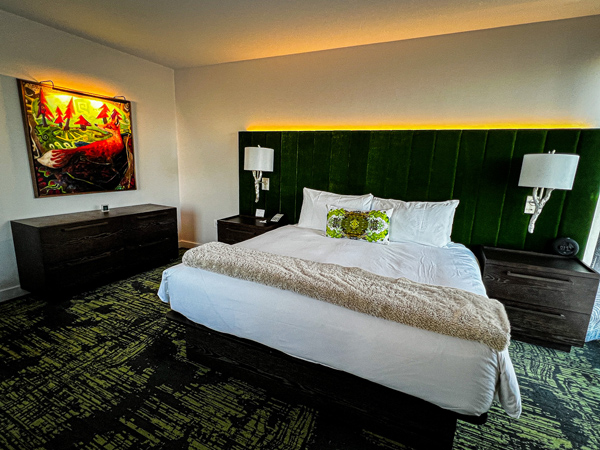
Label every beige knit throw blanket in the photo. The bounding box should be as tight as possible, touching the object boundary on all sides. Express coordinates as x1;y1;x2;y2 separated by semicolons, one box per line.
182;242;511;351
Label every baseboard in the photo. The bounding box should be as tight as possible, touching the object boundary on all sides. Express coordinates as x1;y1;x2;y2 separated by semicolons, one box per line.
0;285;29;303
179;240;200;249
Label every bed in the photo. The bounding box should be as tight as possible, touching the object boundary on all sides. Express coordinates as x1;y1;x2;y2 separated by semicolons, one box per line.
158;190;522;436
159;225;520;415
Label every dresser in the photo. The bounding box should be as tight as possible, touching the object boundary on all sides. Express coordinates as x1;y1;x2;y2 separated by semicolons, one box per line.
476;246;599;352
217;215;287;245
11;204;178;295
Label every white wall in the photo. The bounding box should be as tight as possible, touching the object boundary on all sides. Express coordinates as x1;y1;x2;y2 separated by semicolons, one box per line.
0;10;180;301
175;15;600;250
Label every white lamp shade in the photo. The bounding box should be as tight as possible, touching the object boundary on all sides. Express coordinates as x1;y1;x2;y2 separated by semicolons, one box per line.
518;153;579;190
244;146;274;172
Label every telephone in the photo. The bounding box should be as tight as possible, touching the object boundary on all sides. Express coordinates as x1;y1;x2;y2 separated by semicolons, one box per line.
271;213;284;223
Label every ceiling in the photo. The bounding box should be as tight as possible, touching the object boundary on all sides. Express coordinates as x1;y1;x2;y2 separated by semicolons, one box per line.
0;0;599;69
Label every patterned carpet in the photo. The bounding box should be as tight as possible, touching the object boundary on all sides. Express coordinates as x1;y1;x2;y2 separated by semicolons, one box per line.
0;255;598;450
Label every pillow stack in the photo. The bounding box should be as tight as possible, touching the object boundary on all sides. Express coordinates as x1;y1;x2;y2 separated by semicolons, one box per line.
297;187;459;247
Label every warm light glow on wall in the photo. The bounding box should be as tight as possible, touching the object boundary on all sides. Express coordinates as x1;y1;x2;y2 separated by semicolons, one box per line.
247;122;589;131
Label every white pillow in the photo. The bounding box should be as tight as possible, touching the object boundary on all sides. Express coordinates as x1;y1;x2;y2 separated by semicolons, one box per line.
297;188;373;231
371;197;459;247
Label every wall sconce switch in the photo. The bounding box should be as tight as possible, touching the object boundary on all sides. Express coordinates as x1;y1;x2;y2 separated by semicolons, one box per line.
524;195;535;214
262;177;270;191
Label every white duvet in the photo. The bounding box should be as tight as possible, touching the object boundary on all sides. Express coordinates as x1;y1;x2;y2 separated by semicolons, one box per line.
158;225;521;418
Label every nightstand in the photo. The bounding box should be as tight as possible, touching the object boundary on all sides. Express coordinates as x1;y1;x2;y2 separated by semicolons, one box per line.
217;215;287;245
476;246;599;352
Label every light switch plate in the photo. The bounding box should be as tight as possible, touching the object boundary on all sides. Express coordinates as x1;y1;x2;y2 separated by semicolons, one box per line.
262;177;270;190
524;195;535;214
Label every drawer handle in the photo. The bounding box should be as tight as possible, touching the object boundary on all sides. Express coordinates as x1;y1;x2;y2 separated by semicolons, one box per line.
504;304;566;320
64;250;115;266
137;237;171;248
62;221;109;232
225;228;254;235
506;271;572;285
136;212;170;220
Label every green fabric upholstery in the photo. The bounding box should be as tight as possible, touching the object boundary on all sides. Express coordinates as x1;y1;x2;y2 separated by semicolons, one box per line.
239;129;600;257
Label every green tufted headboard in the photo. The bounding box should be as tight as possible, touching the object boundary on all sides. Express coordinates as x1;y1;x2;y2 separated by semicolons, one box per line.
239;129;600;257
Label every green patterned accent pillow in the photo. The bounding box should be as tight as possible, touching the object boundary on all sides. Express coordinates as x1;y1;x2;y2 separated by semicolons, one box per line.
326;207;393;244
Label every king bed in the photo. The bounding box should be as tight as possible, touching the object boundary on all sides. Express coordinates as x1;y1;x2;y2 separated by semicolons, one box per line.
159;188;522;447
159;225;521;416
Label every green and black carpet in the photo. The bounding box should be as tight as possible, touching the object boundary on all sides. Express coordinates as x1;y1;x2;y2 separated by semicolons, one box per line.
0;254;599;450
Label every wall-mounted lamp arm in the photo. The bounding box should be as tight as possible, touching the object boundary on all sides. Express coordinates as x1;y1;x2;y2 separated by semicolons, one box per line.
528;187;554;233
252;170;262;203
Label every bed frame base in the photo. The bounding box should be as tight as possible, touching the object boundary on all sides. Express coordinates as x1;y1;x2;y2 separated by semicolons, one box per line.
167;310;487;449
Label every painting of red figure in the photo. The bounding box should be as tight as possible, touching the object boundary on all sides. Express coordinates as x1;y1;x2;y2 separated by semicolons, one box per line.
17;80;136;197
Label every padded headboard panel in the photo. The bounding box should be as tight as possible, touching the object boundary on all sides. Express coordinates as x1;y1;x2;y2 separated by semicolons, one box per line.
239;129;600;256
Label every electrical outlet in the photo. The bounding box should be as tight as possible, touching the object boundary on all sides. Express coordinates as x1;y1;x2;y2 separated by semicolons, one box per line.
524;195;535;214
262;177;270;190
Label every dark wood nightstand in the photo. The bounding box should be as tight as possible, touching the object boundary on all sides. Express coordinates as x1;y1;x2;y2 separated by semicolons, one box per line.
475;246;599;352
217;215;287;245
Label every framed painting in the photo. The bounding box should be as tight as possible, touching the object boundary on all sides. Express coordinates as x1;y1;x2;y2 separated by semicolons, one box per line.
17;79;136;197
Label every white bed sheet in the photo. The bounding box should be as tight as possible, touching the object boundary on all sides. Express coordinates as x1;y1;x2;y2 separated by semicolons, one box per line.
159;225;521;418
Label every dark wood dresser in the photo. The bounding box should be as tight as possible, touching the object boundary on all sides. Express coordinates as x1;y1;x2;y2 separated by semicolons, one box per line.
217;215;287;245
477;246;599;352
11;204;178;295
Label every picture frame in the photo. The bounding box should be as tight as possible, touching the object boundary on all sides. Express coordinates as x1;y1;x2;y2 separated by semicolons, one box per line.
17;79;136;197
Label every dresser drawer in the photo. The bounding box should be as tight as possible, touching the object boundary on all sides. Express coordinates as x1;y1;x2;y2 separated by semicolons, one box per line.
126;236;179;267
40;219;124;263
126;209;177;244
45;248;126;289
483;263;598;315
501;299;590;347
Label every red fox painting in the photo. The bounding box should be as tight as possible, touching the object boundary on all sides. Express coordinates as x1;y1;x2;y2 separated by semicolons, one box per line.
36;119;125;169
17;80;136;197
